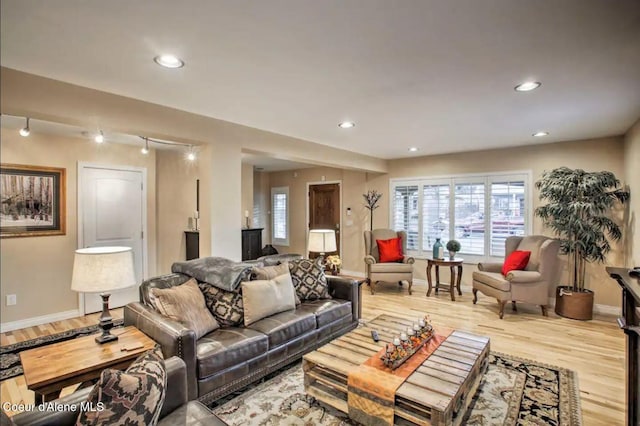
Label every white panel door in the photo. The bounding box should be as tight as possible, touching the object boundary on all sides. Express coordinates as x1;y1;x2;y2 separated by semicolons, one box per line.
81;166;145;314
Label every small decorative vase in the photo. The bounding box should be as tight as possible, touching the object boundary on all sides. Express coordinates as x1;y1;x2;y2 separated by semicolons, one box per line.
433;238;444;259
449;251;456;260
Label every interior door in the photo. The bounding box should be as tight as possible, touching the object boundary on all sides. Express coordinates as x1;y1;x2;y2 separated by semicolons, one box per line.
81;165;145;314
308;183;340;260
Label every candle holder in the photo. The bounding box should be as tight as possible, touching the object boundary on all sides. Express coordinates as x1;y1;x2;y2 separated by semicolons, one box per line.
380;315;434;370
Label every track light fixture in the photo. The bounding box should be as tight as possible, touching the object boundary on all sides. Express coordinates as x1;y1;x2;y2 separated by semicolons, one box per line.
141;137;150;155
138;136;197;160
187;146;196;161
19;117;30;137
95;130;105;143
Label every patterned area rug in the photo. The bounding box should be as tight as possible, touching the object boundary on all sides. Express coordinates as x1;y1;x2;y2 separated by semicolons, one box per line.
0;319;125;381
212;352;582;426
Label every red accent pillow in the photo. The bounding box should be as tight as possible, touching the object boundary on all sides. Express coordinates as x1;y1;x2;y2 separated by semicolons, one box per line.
502;250;531;276
377;237;404;263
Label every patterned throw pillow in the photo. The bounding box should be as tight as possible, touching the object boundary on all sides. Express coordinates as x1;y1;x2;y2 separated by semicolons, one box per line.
288;258;331;301
198;283;244;327
76;346;166;426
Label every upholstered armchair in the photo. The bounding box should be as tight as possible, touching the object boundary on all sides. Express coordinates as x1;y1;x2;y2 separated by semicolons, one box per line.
472;235;560;319
364;229;415;295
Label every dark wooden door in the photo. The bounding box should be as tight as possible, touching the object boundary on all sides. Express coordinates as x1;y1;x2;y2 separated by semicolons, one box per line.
309;183;340;259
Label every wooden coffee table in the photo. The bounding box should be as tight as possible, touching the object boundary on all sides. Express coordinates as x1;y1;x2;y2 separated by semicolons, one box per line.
303;314;489;426
20;326;156;403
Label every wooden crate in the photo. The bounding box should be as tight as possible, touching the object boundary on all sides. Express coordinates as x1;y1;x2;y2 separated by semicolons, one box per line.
303;315;490;426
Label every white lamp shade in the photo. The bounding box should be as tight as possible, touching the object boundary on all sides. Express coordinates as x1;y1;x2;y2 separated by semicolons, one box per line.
308;229;337;253
71;246;136;293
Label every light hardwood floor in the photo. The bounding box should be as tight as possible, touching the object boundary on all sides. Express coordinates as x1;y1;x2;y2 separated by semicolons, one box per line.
0;283;626;425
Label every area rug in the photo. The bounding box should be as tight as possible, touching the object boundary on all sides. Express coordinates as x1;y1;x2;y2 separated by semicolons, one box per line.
212;352;582;426
0;319;125;381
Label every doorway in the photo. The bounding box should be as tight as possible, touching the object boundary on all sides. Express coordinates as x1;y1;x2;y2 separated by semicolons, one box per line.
307;182;341;260
78;163;147;314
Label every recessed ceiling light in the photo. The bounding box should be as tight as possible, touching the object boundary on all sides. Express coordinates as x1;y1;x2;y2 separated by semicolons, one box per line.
338;121;355;129
514;81;541;92
154;54;184;69
408;147;418;152
532;131;549;137
94;130;104;143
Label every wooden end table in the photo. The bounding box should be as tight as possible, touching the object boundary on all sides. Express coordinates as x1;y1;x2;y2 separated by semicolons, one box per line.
426;257;464;301
20;326;156;403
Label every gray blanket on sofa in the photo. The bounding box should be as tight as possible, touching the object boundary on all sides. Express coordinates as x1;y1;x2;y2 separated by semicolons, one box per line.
171;257;260;292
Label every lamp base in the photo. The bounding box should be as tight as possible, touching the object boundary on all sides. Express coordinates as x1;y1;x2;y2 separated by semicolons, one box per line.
95;293;118;344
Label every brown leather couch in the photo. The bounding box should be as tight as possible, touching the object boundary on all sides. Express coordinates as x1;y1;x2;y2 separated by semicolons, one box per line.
124;273;360;405
5;357;227;426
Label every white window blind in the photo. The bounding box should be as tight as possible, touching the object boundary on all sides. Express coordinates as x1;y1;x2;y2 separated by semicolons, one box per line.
454;182;485;256
271;187;289;246
422;184;450;250
390;172;530;260
392;184;419;250
490;179;526;256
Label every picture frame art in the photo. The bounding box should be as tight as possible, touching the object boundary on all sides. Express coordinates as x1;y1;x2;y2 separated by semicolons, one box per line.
0;164;66;238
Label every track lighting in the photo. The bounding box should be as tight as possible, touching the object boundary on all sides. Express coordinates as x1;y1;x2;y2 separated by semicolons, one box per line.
95;130;104;143
187;146;196;161
141;137;150;155
19;117;30;137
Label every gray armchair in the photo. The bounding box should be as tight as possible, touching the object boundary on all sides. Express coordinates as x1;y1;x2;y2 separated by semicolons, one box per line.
472;235;560;319
364;229;415;295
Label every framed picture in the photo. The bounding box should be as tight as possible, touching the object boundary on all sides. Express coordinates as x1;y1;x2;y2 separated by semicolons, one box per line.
0;164;66;238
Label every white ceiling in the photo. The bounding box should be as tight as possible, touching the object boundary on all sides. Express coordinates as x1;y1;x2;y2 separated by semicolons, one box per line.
1;0;639;160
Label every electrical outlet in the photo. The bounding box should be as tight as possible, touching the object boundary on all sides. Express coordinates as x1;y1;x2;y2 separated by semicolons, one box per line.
6;294;17;306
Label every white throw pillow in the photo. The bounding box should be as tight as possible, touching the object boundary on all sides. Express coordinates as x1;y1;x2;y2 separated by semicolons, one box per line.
242;273;297;326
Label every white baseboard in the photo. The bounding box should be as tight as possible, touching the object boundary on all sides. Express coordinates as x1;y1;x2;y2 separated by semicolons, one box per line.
0;309;82;333
547;297;621;317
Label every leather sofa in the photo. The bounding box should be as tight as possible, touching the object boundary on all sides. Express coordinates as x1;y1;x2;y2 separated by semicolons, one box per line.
5;357;227;426
124;273;360;405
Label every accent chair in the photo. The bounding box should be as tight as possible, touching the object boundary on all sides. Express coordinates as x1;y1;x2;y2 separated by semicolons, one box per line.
472;235;560;319
364;229;415;295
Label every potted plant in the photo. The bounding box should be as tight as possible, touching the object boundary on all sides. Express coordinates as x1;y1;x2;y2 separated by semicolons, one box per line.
446;239;461;259
363;190;382;231
535;167;629;320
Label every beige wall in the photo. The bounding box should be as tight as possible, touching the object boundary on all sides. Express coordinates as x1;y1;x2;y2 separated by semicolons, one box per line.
241;164;254;228
0;129;157;323
156;150;199;274
366;137;626;307
253;171;271;244
625;118;640;267
266;167;369;272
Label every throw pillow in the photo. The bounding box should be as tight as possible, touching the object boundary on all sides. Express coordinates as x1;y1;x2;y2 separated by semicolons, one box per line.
150;279;220;339
377;237;403;262
198;283;244;327
288;258;331;301
241;274;297;326
251;263;301;305
76;346;166;426
502;250;532;276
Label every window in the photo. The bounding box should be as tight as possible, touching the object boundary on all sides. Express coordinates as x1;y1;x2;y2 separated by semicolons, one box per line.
271;186;289;246
390;173;530;260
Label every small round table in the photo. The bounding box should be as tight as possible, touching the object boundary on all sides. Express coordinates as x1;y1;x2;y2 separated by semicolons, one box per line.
426;257;464;301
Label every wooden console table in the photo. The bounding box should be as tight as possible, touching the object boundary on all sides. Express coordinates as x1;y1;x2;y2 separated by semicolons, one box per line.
426;257;463;301
20;326;156;403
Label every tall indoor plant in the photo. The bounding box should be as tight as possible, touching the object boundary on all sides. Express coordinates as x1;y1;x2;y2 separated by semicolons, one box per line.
535;167;629;320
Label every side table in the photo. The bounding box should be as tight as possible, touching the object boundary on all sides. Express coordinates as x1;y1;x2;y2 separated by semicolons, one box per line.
426;257;464;301
20;326;156;403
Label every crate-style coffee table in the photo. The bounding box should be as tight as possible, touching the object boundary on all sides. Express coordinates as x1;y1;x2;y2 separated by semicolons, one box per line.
303;314;489;426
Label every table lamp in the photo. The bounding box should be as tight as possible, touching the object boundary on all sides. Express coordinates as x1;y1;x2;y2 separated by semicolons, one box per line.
308;229;337;259
71;246;136;344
